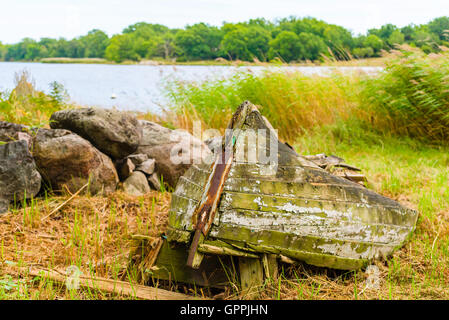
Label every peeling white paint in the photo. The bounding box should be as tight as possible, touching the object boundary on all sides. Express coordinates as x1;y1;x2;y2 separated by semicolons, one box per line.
274;202;352;220
317;243;360;259
259;163;278;176
253;196;268;208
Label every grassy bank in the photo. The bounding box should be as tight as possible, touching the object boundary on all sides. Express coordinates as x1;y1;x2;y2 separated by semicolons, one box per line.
1;50;449;299
30;56;388;67
40;57;110;64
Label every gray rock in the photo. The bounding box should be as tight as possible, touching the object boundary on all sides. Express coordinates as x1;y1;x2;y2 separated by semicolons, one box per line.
0;121;30;143
136;158;155;175
0;140;42;214
116;158;135;180
147;172;161;191
50;107;142;159
136;120;211;188
126;153;148;166
123;171;150;196
33;128;118;195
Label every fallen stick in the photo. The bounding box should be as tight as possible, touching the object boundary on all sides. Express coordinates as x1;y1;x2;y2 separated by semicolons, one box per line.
41;183;88;221
28;267;201;300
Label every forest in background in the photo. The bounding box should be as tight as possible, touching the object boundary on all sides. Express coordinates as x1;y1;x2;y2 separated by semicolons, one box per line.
0;16;449;63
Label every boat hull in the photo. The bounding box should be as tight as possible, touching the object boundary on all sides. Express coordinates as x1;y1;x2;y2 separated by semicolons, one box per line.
167;104;419;270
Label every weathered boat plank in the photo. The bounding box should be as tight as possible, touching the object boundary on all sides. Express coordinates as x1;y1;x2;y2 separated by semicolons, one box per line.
218;191;417;227
216;208;412;244
209;224;399;269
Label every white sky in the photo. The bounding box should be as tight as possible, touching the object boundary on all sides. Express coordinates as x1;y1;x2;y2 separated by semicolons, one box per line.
0;0;448;44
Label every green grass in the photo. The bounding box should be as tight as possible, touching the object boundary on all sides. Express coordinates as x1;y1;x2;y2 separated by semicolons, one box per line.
0;71;70;127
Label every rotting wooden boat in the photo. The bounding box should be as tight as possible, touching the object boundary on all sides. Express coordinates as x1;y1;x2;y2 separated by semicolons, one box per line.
165;101;419;270
156;101;418;287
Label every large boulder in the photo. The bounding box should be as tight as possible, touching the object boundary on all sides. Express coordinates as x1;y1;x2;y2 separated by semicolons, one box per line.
50;108;142;159
32;128;119;195
135;120;211;188
0;140;42;213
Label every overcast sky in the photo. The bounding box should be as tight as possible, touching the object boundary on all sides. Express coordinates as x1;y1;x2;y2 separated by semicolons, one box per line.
1;0;448;44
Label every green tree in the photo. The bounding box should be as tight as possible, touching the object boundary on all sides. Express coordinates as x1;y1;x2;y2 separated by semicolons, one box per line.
368;24;397;40
0;42;6;60
221;24;271;61
352;47;374;58
428;17;449;41
363;34;384;55
105;34;138;62
175;23;222;60
80;29;109;58
412;29;439;49
323;25;353;59
268;31;301;62
387;30;405;47
400;25;416;42
297;32;327;60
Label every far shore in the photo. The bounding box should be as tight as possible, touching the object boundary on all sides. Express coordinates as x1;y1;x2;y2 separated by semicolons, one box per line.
0;56;387;67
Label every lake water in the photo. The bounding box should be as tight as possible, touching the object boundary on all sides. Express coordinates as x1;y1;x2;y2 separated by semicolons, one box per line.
0;62;382;113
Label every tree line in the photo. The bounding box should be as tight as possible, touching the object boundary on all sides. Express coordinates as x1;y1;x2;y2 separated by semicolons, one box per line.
1;16;448;63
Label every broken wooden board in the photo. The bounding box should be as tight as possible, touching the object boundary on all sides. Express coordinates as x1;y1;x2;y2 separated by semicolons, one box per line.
27;267;197;300
149;241;236;288
187;101;253;268
303;153;367;186
168;101;419;270
238;257;264;299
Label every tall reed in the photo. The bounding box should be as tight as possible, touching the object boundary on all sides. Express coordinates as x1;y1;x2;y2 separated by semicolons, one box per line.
0;71;69;127
166;70;362;141
362;47;449;142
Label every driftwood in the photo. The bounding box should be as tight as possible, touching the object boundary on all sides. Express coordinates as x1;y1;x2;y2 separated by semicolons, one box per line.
27;267;199;300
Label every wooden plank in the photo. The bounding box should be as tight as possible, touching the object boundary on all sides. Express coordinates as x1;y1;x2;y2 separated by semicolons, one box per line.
186;102;252;268
198;243;259;258
28;267;197;300
216;208;412;244
151;241;234;288
219;190;417;227
262;254;278;281
238;257;264;299
209;224;394;270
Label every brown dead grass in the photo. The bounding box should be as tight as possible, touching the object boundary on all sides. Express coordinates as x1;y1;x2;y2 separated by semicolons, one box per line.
0;191;171;299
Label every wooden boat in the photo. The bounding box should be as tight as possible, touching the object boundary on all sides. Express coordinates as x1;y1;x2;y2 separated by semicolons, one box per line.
165;101;418;272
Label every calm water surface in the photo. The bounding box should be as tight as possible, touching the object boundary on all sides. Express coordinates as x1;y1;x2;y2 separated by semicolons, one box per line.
0;62;381;113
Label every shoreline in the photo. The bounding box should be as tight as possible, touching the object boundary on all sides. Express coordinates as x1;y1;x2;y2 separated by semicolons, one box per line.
0;57;387;67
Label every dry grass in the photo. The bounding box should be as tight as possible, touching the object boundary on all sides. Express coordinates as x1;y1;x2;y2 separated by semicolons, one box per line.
0;191;171;299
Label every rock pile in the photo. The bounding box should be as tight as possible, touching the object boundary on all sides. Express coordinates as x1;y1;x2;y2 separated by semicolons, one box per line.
0;107;211;214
